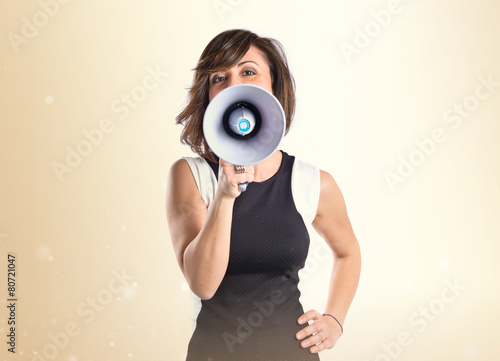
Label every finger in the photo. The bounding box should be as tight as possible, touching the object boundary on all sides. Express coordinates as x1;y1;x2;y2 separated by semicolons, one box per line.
299;332;325;351
219;160;254;176
219;159;237;174
300;328;337;353
236;173;254;186
243;165;254;175
309;339;333;354
230;164;255;176
296;322;320;340
219;159;233;174
220;166;254;195
297;309;322;325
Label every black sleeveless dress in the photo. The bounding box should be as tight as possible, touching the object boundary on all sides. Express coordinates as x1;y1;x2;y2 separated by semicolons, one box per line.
186;151;320;361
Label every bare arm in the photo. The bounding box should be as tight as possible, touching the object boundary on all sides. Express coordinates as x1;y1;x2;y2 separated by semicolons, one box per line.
296;170;361;353
165;158;254;300
313;170;361;324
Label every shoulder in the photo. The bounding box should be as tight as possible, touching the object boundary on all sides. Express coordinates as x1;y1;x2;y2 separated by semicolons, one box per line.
319;169;339;193
169;158;190;175
166;158;208;227
168;158;193;188
168;156;218;207
289;157;346;224
315;169;347;221
167;154;219;195
168;156;209;182
166;158;197;196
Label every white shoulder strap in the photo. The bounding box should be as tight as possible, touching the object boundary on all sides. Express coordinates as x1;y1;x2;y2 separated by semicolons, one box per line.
291;158;321;225
182;156;217;208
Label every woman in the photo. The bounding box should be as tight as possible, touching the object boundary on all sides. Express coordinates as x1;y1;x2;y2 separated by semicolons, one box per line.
166;29;361;361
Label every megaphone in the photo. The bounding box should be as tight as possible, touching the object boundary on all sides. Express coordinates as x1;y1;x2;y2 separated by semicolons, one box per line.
203;84;286;192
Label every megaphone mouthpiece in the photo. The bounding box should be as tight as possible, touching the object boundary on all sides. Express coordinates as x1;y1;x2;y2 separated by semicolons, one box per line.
228;106;256;136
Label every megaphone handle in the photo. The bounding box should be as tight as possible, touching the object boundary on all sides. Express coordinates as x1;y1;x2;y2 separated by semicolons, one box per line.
238;182;248;192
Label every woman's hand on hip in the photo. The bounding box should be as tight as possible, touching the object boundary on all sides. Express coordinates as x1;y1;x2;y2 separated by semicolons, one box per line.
296;310;342;353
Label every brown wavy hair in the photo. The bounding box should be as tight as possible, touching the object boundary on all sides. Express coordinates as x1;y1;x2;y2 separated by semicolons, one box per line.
175;29;296;162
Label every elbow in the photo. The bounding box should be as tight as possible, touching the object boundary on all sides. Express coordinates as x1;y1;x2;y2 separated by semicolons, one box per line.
190;284;217;300
181;249;226;300
336;239;362;265
185;276;219;300
198;291;216;301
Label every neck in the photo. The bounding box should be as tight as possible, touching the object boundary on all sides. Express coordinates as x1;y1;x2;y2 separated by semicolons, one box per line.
252;150;283;182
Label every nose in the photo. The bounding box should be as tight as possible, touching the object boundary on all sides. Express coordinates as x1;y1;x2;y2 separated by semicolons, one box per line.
227;74;243;88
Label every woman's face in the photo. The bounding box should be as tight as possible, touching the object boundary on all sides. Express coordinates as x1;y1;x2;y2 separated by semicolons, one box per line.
208;45;273;102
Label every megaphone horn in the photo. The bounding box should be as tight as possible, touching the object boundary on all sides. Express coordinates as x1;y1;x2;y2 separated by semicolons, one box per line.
203;84;286;192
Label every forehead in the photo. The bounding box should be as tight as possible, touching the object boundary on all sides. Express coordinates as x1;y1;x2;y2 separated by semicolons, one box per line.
239;45;267;63
217;45;270;72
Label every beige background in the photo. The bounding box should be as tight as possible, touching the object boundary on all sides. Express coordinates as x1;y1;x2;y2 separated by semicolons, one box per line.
1;0;499;360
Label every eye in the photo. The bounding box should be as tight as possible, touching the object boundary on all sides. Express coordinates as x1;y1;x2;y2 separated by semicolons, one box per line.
212;75;226;84
242;68;256;76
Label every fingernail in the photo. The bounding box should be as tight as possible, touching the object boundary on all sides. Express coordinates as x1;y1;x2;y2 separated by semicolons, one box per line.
296;332;303;339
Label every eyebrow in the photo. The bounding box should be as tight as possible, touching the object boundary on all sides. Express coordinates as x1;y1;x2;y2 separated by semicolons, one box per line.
237;60;259;67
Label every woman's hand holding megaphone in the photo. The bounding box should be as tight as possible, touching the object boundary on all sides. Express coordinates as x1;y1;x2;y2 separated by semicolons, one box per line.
218;159;254;198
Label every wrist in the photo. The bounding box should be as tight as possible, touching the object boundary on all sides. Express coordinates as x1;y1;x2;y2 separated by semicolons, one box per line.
322;313;343;337
214;187;238;204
